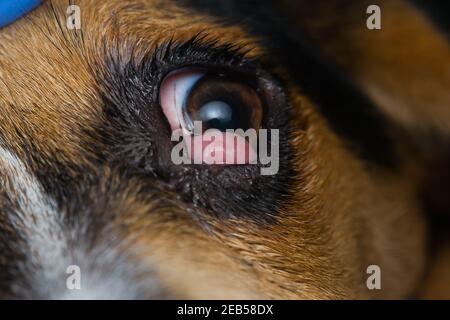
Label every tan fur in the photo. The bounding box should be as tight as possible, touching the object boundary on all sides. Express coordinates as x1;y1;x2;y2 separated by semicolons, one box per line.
0;0;447;299
278;0;450;137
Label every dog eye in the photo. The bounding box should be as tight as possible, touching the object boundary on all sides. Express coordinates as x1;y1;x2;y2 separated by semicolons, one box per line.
159;68;263;134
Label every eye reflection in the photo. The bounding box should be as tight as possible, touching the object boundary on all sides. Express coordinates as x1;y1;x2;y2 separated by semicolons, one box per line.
193;100;236;132
160;68;262;134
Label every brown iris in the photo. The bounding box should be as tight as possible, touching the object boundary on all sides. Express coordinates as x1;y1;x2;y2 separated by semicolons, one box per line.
182;74;263;132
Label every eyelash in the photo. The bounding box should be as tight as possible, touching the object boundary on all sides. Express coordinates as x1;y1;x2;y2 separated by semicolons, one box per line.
135;35;260;91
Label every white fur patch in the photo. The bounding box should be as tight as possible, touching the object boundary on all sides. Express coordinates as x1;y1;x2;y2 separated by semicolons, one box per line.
0;146;67;288
0;146;157;299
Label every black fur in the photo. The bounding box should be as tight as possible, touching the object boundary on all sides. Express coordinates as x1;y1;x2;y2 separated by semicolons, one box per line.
96;37;296;221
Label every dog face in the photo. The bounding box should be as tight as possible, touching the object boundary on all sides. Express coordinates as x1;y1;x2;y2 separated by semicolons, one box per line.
1;0;443;299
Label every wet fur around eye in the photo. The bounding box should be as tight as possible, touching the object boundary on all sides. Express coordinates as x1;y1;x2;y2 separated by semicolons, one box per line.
94;35;296;221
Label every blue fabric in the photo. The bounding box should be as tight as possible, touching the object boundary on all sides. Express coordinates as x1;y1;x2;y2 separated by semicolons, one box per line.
0;0;43;28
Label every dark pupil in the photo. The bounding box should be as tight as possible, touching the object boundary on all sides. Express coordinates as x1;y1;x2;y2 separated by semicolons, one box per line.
196;100;240;131
184;74;262;132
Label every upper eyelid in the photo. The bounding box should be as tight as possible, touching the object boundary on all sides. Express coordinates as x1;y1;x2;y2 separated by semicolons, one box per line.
135;35;260;76
99;34;263;111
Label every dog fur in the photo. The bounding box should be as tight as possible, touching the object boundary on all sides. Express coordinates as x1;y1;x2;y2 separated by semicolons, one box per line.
0;0;448;299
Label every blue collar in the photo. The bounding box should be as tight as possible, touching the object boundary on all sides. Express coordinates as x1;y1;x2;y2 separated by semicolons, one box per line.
0;0;43;29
